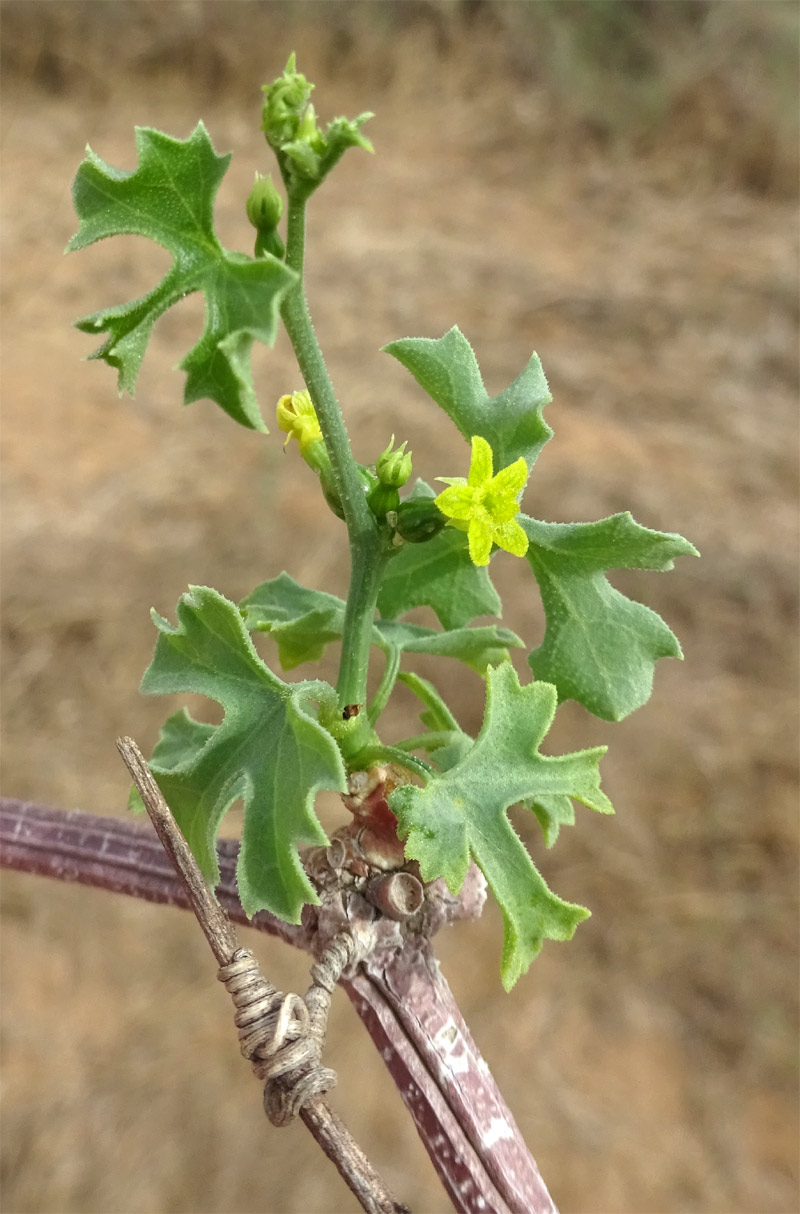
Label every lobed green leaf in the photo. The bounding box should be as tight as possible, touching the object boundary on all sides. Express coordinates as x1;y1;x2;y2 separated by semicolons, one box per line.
138;586;346;922
241;571;519;675
396;673;576;835
68;123;297;429
389;662;614;989
240;573;346;669
376;619;522;674
384;326;552;472
522;513;699;721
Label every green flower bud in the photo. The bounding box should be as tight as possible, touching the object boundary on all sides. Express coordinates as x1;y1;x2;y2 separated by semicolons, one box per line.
297;101;323;148
395;497;447;544
246;173;284;231
281;137;322;183
367;481;401;520
376;436;413;489
246;175;285;260
260;53;314;150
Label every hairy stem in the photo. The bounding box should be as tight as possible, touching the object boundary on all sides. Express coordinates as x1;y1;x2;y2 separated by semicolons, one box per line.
280;195;389;737
392;732;454;753
337;542;391;722
353;746;433;781
281;197;372;541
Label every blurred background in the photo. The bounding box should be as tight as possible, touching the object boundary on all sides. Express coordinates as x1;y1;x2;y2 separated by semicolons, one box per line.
1;2;797;1211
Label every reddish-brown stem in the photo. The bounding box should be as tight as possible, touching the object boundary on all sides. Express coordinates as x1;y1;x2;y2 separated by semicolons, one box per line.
0;796;558;1214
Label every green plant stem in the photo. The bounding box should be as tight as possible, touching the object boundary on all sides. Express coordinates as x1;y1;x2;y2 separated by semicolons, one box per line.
368;646;402;726
280;194;387;748
338;541;392;717
392;733;455;753
280;198;371;537
354;745;433;781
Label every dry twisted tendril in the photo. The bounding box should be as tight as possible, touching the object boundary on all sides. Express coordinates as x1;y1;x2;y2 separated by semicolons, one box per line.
218;931;356;1127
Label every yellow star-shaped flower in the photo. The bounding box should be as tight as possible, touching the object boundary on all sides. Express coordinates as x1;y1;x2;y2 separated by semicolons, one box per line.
435;436;529;567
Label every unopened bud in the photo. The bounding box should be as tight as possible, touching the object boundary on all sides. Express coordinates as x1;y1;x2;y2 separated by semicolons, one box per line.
297;101;322;146
260;55;373;198
395;497;447;543
376;436;412;488
367;481;400;520
246;173;284;231
260;53;314;149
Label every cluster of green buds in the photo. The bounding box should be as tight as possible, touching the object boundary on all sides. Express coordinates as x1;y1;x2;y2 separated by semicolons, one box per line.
245;173;285;260
259;53;314;148
277;392;438;539
369;437;448;544
260;53;373;197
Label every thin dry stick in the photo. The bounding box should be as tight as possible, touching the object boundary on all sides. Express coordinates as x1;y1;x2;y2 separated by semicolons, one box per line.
115;736;409;1214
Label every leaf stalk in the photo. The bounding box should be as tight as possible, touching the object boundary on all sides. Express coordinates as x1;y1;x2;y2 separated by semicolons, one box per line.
368;644;402;726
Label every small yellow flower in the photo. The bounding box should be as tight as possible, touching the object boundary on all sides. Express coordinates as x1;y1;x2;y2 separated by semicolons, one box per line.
435;435;529;567
276;389;322;455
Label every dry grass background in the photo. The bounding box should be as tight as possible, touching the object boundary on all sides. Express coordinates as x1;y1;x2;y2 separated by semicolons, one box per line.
1;3;798;1212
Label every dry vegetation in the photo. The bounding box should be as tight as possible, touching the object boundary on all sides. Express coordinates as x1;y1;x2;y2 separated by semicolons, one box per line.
1;3;797;1212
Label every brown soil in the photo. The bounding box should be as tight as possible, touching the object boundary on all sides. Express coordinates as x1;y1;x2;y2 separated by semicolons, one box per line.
1;6;798;1213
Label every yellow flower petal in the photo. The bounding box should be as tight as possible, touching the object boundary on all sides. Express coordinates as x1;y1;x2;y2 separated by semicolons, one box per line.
467;516;493;566
467;435;494;488
435;483;476;522
492;456;528;498
493;518;529;558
